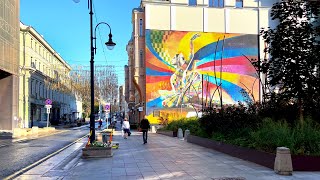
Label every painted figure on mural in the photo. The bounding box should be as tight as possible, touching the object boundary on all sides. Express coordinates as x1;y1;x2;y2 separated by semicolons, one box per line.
161;33;201;107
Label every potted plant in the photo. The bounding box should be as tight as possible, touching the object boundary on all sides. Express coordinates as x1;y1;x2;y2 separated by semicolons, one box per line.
82;141;113;158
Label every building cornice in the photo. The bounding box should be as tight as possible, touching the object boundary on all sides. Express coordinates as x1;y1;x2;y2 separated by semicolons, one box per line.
141;0;272;9
20;22;72;71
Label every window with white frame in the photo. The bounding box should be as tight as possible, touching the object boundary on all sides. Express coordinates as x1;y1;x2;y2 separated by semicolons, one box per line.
209;0;224;7
236;0;243;8
189;0;197;6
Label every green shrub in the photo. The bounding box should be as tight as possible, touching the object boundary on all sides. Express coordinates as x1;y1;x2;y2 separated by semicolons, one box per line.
251;118;294;153
251;118;320;155
199;103;260;136
164;117;201;135
292;119;320;156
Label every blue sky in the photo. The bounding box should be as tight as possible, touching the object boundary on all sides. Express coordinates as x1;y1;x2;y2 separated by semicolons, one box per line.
20;0;141;85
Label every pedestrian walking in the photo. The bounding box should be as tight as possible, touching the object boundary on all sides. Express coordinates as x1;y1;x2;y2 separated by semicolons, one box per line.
98;119;102;129
122;118;130;139
140;117;150;144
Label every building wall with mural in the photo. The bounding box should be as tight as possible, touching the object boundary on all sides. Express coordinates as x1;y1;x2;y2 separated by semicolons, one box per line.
130;0;279;123
145;30;258;119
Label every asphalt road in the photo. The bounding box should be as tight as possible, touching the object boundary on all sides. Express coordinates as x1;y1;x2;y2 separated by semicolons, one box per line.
0;123;104;179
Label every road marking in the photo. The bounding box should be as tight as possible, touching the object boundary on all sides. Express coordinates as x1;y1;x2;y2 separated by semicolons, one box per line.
3;134;88;180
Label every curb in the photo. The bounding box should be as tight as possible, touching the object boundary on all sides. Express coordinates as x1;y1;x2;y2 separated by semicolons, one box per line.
3;134;87;180
0;130;68;148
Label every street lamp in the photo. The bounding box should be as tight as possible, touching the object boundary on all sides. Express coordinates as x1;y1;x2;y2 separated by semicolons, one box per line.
74;0;116;143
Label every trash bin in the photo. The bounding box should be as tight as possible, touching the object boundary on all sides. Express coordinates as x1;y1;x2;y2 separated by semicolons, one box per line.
102;132;112;143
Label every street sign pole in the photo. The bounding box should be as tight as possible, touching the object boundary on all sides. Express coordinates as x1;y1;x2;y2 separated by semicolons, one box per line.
105;103;110;127
45;101;52;128
47;110;50;128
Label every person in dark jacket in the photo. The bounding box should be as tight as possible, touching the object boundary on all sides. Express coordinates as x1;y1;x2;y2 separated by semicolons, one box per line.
140;117;150;144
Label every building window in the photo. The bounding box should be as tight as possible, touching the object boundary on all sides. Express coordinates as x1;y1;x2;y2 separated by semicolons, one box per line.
140;50;143;67
31;57;36;68
209;0;224;7
39;83;42;98
30;80;33;95
189;0;197;6
31;38;33;49
139;19;143;36
35;60;38;69
236;0;243;8
35;81;38;97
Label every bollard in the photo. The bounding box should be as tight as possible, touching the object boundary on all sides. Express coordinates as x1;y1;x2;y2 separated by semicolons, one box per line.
32;126;39;136
184;129;190;140
151;125;157;133
274;147;293;175
178;128;183;139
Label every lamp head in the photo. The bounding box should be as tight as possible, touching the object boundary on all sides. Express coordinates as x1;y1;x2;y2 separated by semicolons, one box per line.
73;0;80;3
105;33;116;50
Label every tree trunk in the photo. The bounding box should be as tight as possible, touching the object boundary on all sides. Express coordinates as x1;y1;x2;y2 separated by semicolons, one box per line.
298;98;304;125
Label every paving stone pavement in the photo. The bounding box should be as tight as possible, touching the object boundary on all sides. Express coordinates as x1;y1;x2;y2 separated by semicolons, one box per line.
14;124;320;180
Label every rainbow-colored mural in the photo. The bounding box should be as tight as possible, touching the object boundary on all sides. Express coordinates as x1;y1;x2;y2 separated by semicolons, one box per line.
146;29;259;118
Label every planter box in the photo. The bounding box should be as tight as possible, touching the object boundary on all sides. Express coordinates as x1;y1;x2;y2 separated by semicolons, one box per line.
292;155;320;171
187;135;276;169
82;146;113;158
156;130;177;137
187;135;320;171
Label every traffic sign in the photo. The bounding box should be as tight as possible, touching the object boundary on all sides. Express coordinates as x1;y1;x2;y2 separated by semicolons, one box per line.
45;105;52;109
45;99;52;105
46;108;51;113
138;107;143;112
105;103;110;110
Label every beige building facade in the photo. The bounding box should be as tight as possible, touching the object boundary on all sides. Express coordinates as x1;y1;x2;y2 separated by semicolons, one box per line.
19;22;76;128
126;0;279;123
0;0;20;131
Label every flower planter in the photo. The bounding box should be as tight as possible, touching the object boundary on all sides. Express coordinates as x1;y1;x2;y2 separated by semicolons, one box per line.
156;130;177;137
82;146;113;158
187;135;320;171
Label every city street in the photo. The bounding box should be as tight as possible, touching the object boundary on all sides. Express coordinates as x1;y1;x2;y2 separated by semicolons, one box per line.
12;120;320;180
0;122;105;179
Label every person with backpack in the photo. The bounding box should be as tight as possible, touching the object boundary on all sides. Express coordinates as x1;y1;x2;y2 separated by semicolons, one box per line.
140;117;150;144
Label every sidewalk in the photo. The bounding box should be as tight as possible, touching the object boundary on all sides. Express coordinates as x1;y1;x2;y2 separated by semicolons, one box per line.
14;123;320;180
0;128;67;148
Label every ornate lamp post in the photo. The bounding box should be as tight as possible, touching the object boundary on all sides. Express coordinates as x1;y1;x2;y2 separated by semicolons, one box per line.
73;0;116;143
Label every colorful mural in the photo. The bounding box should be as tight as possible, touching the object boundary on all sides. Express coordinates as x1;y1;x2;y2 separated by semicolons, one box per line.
145;29;259;118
